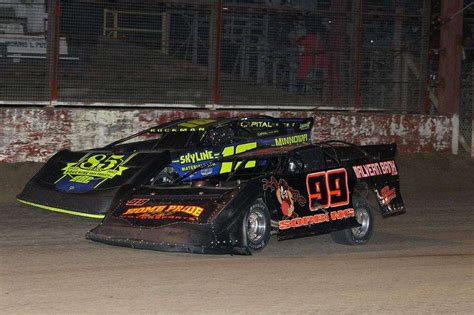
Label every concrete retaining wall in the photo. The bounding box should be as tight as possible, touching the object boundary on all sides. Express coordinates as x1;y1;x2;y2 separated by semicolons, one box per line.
0;107;453;162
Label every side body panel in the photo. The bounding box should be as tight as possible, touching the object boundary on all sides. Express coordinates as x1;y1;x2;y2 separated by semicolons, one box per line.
262;143;405;240
349;159;405;216
170;131;311;179
337;143;406;217
262;169;359;240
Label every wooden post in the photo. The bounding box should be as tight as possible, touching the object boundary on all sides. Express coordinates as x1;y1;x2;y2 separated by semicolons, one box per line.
352;0;363;110
471;66;474;158
103;9;107;36
212;0;223;104
192;11;199;64
437;0;463;116
46;0;61;106
113;11;118;39
207;4;216;87
328;0;346;104
393;5;403;109
161;12;169;54
419;0;431;112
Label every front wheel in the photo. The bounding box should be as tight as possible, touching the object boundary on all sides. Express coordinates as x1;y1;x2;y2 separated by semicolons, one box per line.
331;196;374;245
242;199;271;253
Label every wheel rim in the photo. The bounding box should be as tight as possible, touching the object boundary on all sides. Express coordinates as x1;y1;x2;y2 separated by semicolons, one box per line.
351;206;370;238
246;208;266;243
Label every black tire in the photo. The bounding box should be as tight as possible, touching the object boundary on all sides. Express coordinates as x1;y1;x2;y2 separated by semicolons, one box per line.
331;196;374;245
242;199;271;253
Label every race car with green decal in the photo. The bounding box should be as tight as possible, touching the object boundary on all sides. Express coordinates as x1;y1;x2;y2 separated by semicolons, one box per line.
17;116;313;218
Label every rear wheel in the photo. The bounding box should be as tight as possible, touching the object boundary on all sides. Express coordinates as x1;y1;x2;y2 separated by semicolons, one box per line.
243;199;271;253
331;196;374;245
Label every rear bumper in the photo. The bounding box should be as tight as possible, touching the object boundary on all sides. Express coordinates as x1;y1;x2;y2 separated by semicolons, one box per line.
86;219;250;255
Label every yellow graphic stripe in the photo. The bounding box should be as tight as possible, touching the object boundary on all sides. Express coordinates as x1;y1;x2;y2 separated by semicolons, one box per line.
17;198;105;219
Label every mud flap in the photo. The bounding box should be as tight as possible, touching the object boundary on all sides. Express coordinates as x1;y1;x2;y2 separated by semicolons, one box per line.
373;180;406;217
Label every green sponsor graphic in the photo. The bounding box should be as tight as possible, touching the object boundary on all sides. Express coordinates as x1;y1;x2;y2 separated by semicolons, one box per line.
177;118;215;128
56;153;136;186
274;134;308;146
240;121;276;128
299;121;311;130
181;163;208;172
179;150;216;164
62;164;128;179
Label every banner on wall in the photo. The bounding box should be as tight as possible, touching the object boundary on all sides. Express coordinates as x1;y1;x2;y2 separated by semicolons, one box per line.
0;34;75;60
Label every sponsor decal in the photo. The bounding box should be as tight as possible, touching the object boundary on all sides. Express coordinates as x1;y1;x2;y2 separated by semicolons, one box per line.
279;208;355;230
262;177;306;218
352;160;398;179
121;204;205;221
378;185;396;205
181;163;206;172
306;168;349;211
240;120;311;130
177;119;215;128
150;127;205;133
201;168;213;176
126;198;150;206
56;153;135;189
177;142;259;174
274;134;308;146
240;121;276;128
256;129;279;137
299;121;311;130
219;142;258;174
150;119;216;133
179;150;216;164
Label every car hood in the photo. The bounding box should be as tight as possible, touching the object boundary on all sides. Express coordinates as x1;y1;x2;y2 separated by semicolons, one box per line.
17;149;171;216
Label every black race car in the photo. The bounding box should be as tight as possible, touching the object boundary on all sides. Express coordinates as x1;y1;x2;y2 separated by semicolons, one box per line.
86;141;406;254
17;116;312;218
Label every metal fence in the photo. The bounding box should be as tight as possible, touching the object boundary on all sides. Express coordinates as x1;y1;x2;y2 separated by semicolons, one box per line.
0;0;430;110
0;0;49;101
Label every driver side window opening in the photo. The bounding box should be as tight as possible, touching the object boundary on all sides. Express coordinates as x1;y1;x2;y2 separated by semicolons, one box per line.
201;127;235;148
287;148;326;174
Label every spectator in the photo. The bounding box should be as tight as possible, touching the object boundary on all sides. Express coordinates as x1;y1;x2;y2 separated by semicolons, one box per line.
290;22;329;92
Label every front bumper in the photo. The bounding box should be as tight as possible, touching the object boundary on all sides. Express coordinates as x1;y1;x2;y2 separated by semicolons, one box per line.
17;179;120;218
86;219;250;255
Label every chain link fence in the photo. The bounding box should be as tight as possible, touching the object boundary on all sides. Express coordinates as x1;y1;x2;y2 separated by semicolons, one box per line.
1;0;429;110
0;0;49;100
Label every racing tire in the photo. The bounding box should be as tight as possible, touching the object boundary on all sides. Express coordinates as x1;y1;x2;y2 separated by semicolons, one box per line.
242;199;271;253
331;196;374;245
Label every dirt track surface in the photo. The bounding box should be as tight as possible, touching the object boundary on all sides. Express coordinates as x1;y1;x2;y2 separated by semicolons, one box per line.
1;154;473;314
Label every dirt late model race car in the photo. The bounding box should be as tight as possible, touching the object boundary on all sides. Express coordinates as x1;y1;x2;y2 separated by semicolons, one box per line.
86;141;406;255
17;116;313;218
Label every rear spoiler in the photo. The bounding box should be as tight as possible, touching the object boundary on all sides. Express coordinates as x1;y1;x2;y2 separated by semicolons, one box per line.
341;144;404;217
321;142;397;164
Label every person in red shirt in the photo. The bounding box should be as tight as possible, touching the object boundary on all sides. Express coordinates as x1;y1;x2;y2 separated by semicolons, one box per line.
291;24;329;92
